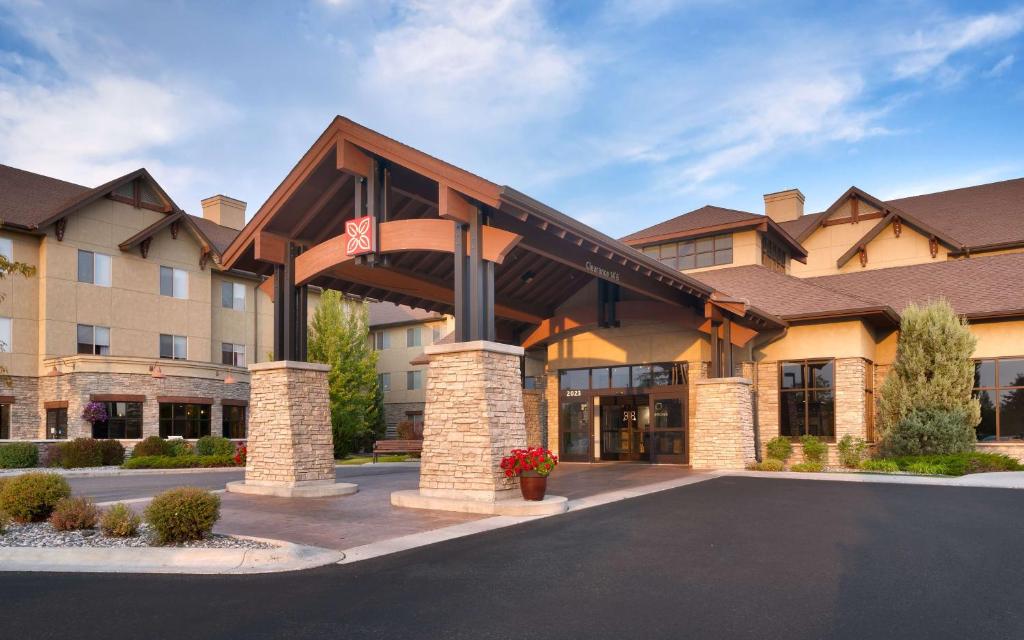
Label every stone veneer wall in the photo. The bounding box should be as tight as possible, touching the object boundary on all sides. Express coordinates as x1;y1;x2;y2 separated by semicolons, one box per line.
419;341;525;501
690;377;755;469
7;373;249;441
523;389;543;446
545;371;560;456
245;361;334;486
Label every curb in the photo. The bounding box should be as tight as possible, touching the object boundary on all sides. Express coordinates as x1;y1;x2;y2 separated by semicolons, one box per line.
0;463;377;480
723;469;1024;489
0;536;344;575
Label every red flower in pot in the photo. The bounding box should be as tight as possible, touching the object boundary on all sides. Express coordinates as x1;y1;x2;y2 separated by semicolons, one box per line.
500;447;559;501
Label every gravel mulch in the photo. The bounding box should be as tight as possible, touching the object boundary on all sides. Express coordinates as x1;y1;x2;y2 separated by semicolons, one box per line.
0;522;277;549
0;466;123;477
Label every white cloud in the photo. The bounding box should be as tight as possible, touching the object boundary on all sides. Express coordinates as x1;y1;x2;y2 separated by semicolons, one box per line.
891;8;1024;79
986;53;1016;77
357;0;586;134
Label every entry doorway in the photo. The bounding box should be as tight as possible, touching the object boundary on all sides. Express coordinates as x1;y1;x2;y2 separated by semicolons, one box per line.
600;395;649;461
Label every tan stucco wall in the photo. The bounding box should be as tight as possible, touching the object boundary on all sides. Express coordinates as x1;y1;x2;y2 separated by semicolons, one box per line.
755;320;877;363
836;223;948;274
376;317;453;405
546;321;706;371
0;230;41;377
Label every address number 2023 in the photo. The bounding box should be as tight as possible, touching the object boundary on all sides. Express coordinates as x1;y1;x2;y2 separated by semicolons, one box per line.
564;389;583;397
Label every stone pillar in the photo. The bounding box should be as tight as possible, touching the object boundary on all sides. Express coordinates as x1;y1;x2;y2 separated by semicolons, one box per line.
392;341;567;516
226;361;356;498
523;388;543;447
756;361;779;455
690;377;756;470
545;369;560;456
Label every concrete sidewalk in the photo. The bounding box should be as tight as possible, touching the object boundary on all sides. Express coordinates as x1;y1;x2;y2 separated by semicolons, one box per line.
727;469;1024;489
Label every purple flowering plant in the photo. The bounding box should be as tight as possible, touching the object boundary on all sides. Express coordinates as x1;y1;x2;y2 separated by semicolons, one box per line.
82;401;108;424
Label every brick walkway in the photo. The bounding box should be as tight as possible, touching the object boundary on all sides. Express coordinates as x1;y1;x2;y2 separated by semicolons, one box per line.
215;462;700;551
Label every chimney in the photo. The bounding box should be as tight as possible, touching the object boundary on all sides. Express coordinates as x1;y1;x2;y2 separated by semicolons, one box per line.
763;189;804;223
201;194;246;231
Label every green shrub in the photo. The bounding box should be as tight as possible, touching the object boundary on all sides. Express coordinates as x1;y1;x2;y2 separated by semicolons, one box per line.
132;436;173;458
167;439;193;457
890;452;1022;476
859;459;900;473
799;435;828;463
121;454;236;469
837;435;867;468
0;443;39;469
96;440;126;466
195;436;234;457
905;461;948;475
100;503;141;538
144;487;221;545
746;458;785;472
764;436;792;462
882;407;976;457
0;472;72;522
49;496;100;531
56;438;103;468
0;512;8;535
790;461;823;472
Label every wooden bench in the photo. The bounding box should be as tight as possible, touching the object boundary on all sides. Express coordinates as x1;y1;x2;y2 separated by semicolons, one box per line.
372;439;423;463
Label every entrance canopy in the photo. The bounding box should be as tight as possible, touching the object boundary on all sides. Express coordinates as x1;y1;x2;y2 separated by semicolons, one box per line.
222;117;783;368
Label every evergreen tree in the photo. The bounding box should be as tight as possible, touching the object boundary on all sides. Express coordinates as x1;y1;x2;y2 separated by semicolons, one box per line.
307;291;383;458
877;299;980;455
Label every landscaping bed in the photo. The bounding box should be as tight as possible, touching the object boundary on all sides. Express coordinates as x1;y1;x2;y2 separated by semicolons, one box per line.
0;522;275;549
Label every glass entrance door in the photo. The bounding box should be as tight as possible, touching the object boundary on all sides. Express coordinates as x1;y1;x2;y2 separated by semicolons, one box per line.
650;392;687;464
600;395;649;461
560;400;591;462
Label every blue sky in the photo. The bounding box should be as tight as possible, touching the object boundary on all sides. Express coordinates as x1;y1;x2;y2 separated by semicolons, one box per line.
1;1;1022;238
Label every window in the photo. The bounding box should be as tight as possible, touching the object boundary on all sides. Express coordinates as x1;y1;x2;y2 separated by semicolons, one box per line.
974;358;1024;441
0;403;10;439
561;363;688;391
221;281;245;311
223;405;246;439
159;334;187;360
78;250;111;286
406;327;421;347
779;360;835;438
407;370;422;390
0;316;10;352
46;408;68;440
159;403;211;438
374;330;390;350
642;234;732;271
77;324;110;355
378;372;391;392
0;237;12;262
432;326;442;344
92;402;142;439
406;411;424;432
762;236;787;274
160;266;188;299
221;343;246;367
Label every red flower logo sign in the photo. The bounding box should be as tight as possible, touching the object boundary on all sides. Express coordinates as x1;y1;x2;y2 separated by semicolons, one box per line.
345;215;375;257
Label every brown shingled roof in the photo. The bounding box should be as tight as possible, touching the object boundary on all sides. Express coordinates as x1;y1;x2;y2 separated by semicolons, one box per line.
368;302;443;328
0;164;90;229
188;214;240;255
691;265;897;324
809;253;1024;319
620;205;761;243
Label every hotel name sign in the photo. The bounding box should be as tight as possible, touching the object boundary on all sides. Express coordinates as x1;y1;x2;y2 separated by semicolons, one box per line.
584;261;620;282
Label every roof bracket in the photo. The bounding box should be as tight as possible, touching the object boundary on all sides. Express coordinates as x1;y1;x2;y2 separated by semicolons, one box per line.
140;237;151;259
929;237;939;258
170;220;180;240
55;217;67;241
893;218;902;238
859;247;868;267
199;249;211;271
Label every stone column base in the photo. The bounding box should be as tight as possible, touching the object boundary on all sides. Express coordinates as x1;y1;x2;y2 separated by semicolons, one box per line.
226;479;358;499
691;377;756;470
391;489;568;516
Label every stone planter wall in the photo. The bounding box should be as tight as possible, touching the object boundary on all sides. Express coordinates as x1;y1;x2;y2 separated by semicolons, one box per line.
690;376;755;470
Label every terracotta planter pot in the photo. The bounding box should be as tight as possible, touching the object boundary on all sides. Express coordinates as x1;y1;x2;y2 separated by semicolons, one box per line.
519;472;547;501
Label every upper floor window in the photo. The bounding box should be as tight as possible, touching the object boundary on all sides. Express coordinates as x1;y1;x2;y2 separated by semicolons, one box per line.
77;324;110;355
374;330;390;350
221;281;245;311
779;360;835;439
762;236;787;274
974;358;1024;442
378;372;391;392
0;316;10;352
160;334;187;360
0;237;12;262
642;234;733;270
221;342;246;367
78;250;111;286
160;266;188;299
407;327;421;347
407;370;423;390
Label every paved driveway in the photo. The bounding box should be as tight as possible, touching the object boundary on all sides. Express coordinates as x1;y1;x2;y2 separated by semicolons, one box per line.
5;476;1024;639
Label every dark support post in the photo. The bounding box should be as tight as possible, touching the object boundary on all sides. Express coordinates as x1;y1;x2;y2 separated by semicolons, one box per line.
453;224;469;341
709;320;720;378
280;241;296;361
468;207;484;341
296;280;308;361
608;283;620;327
484;260;495;341
597;279;607;328
723;316;733;377
273;265;286;360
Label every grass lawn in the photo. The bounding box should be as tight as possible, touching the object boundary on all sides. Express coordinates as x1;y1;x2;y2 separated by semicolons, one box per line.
337;454;411;465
